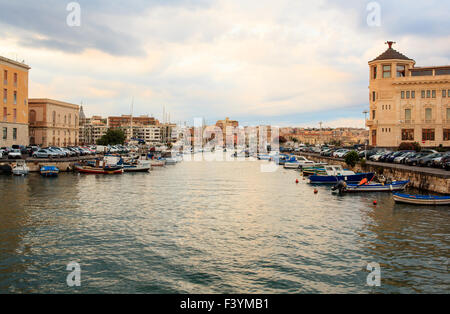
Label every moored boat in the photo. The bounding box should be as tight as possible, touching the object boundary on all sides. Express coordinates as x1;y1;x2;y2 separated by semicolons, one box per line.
344;180;409;192
309;165;374;184
12;161;29;176
393;193;450;205
74;164;123;174
40;166;60;177
123;160;151;172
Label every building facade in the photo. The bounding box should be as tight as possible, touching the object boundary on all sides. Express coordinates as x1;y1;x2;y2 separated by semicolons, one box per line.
0;56;30;147
108;115;158;129
28;99;80;147
367;42;450;148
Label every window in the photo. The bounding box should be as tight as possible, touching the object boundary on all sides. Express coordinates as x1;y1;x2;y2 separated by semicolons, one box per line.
447;108;450;121
426;90;431;98
14;73;17;87
444;90;447;98
422;129;435;141
13;128;17;140
372;91;376;102
444;129;450;141
405;109;411;122
13;109;16;122
425;108;432;121
372;110;376;119
2;127;7;140
397;65;406;77
372;66;377;79
432;90;436;98
3;89;6;103
402;129;414;141
421;90;425;98
411;91;415;99
401;91;405;99
3;107;6;122
3;70;7;85
406;91;410;99
383;65;391;78
13;91;17;105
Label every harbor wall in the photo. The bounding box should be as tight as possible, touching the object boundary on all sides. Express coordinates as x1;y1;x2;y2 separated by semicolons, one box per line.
296;153;450;194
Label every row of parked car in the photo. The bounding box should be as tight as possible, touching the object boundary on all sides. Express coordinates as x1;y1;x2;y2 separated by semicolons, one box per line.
310;146;450;170
0;144;139;160
364;149;450;169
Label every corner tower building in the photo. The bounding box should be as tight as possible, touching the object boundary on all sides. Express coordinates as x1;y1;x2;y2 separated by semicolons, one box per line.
367;42;450;148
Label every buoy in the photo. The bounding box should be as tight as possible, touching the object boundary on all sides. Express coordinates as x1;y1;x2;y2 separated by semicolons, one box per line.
373;200;377;205
314;189;318;194
296;179;299;184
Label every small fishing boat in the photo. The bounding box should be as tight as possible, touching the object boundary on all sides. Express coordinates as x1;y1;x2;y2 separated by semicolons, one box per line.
344;180;410;192
40;166;60;177
150;159;166;167
123;160;151;173
302;166;327;176
74;164;124;174
393;193;450;205
284;156;326;169
309;165;374;184
12;161;29;176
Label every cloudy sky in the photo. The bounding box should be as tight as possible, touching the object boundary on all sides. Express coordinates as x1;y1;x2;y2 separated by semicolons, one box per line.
0;0;449;128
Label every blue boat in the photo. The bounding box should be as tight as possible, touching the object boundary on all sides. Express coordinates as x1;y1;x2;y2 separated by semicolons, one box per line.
344;180;409;192
309;165;374;184
393;193;450;205
40;166;59;177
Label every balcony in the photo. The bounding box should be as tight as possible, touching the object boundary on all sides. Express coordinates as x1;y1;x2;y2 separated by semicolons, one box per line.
366;120;377;127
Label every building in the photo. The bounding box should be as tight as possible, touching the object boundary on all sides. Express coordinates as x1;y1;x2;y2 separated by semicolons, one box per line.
215;117;239;145
134;126;162;144
108;115;158;129
0;56;30;147
366;41;450;148
28;99;79;147
279;127;368;146
78;108;108;145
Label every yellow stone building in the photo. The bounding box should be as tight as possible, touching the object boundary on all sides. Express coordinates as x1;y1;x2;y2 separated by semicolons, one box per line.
0;56;30;147
367;42;450;148
28;99;80;147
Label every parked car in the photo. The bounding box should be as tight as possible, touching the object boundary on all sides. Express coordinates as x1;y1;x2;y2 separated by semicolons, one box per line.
431;153;450;168
8;149;22;159
32;149;59;159
405;152;429;166
392;151;416;164
418;153;442;167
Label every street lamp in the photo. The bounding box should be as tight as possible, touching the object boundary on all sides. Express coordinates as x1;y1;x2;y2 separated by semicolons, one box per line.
363;110;369;160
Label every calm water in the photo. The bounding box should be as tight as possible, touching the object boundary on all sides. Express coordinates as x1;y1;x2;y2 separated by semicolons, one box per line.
0;155;449;293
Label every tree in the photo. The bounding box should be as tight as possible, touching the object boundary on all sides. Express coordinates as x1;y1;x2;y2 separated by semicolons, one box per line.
345;151;360;167
398;142;421;152
276;136;287;144
97;129;126;145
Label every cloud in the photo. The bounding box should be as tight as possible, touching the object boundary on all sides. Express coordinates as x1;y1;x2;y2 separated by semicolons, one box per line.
0;0;448;125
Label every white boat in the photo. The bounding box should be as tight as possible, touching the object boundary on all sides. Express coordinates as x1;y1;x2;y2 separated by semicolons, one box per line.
123;160;151;173
283;156;326;169
12;161;30;176
150;159;166;167
164;158;178;165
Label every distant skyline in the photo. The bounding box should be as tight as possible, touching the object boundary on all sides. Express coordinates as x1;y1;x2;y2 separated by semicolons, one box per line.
0;0;449;128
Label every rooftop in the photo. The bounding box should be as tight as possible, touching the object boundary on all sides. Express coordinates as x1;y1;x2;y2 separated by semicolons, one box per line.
370;41;414;62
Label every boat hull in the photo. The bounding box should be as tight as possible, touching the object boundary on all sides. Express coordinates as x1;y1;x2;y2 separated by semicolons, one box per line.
40;166;60;177
309;173;375;184
75;165;123;174
123;166;150;172
393;193;450;205
345;181;409;192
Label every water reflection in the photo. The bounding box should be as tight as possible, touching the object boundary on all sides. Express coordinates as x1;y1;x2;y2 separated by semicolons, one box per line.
0;157;448;293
